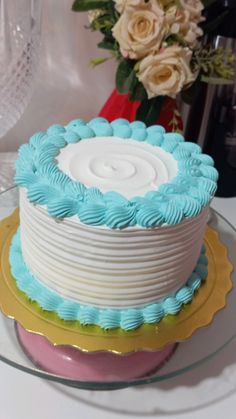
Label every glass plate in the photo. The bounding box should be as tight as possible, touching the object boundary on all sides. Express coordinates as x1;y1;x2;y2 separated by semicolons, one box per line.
0;187;235;390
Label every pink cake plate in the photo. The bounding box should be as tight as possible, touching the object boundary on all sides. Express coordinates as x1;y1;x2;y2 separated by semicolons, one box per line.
16;323;177;381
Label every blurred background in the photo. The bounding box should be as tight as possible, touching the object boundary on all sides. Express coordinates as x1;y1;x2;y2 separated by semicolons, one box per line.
0;0;116;152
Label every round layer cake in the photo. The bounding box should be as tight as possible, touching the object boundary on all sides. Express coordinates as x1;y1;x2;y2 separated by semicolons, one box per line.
12;117;218;331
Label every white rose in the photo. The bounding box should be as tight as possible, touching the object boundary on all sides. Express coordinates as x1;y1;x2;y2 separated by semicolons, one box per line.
112;1;166;59
171;10;203;47
114;0;144;14
179;0;204;22
137;45;196;98
183;20;203;45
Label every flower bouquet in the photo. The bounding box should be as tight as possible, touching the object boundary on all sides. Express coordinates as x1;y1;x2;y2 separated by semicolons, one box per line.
72;0;235;129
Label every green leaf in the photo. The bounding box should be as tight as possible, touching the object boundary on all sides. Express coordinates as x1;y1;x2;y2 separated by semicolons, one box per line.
202;0;218;7
129;82;148;101
100;26;113;38
72;0;109;12
90;57;110;67
165;33;187;47
116;59;136;94
91;13;114;31
136;97;165;126
201;10;229;34
98;39;116;51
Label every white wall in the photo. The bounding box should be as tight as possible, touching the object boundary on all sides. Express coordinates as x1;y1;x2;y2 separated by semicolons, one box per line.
0;0;116;151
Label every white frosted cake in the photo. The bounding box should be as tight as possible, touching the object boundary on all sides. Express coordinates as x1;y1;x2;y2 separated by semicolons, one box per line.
11;117;218;331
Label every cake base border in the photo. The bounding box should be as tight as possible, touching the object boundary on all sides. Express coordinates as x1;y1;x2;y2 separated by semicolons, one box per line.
0;209;233;354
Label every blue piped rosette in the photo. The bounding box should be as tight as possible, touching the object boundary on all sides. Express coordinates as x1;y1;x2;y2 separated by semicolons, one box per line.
10;230;208;331
14;117;218;229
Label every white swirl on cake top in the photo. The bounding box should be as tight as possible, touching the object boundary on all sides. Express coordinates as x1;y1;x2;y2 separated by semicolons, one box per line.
56;137;178;199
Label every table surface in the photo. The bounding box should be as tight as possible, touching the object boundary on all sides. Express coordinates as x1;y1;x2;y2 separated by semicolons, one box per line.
0;153;236;419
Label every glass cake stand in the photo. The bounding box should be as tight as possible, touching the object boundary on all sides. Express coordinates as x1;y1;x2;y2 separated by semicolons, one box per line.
0;186;235;391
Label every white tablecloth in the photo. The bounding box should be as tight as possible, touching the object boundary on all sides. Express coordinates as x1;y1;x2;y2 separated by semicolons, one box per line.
1;153;236;419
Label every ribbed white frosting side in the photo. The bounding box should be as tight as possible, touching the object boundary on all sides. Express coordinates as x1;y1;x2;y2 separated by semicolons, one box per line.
20;189;208;308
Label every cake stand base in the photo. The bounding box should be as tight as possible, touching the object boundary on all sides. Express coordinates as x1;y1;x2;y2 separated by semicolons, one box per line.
16;323;177;382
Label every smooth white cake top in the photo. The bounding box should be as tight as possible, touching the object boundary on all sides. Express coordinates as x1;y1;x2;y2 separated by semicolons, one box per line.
56;137;178;199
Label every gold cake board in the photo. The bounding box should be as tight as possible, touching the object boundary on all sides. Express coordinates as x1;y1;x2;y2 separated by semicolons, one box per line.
0;209;233;354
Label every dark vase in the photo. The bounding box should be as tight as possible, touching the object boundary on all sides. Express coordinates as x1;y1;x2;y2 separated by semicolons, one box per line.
184;0;236;197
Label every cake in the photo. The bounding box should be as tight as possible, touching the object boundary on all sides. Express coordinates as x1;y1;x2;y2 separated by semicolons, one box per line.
12;117;218;332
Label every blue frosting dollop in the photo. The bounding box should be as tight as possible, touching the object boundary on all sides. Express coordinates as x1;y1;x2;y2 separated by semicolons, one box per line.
10;230;208;331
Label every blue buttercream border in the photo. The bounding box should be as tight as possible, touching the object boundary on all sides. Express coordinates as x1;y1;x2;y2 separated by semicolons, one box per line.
9;229;208;331
14;117;218;228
